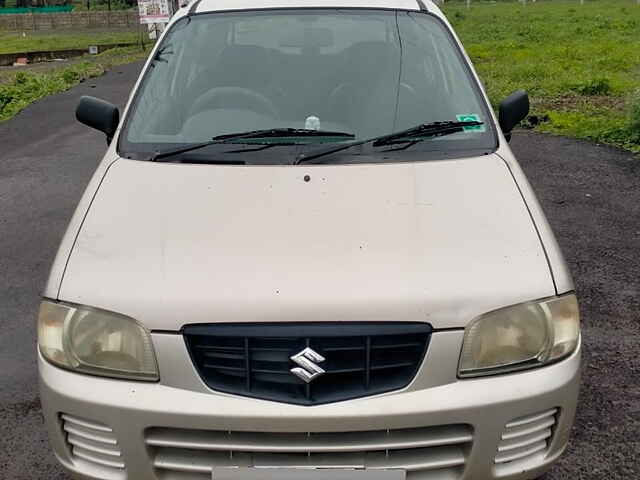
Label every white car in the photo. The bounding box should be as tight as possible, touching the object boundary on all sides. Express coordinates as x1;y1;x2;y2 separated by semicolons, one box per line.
38;0;581;479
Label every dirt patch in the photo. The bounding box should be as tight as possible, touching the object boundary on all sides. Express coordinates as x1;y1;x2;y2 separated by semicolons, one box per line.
0;42;140;67
0;59;74;82
0;45;147;86
533;94;628;113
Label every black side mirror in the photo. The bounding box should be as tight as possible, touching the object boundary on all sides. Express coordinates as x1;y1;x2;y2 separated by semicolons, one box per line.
498;90;529;142
76;96;120;143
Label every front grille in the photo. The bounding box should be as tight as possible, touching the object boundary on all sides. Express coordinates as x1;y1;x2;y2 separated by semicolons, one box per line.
494;408;558;473
60;413;125;474
146;424;472;480
183;323;431;405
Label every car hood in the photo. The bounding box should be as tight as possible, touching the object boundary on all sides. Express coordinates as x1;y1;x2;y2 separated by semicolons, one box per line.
59;154;554;330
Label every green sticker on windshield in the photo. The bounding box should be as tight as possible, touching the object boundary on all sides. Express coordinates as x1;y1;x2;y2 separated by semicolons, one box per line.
456;114;486;132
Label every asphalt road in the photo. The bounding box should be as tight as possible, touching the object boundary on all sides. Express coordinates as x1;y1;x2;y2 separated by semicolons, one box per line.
1;62;638;479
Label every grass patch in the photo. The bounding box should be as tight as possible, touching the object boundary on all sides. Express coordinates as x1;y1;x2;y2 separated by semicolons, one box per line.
569;78;612;96
0;30;139;54
0;45;148;122
537;109;640;153
629;90;640;144
443;0;640;152
70;1;135;11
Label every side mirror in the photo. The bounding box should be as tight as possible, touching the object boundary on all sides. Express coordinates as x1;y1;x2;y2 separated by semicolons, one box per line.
76;96;120;143
498;90;529;142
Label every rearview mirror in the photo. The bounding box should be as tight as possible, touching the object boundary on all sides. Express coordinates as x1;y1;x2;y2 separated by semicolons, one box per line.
76;96;120;143
498;90;529;142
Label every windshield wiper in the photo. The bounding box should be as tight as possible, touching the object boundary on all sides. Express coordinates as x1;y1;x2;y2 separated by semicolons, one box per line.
295;121;483;165
373;120;483;147
151;128;355;162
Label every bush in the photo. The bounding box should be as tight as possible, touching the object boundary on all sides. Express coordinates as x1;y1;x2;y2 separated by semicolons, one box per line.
62;70;79;84
570;78;612;96
629;91;640;144
0;65;101;122
14;72;28;85
0;47;149;123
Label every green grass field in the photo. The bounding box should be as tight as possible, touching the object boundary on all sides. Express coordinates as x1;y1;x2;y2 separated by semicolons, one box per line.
0;30;138;54
444;0;640;152
0;46;148;122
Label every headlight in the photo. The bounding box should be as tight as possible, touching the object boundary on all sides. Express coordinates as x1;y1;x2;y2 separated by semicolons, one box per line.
458;294;580;378
38;300;159;381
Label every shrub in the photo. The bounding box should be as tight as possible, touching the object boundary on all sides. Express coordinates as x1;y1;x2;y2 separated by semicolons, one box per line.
570;78;612;96
0;67;96;122
0;90;11;110
0;47;148;123
14;72;28;85
62;70;79;84
629;91;640;143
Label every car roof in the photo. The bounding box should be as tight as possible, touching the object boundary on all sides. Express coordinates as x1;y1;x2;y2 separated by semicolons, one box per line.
189;0;439;15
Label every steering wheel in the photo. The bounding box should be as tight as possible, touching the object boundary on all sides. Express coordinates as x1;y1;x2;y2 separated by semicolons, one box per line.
188;86;280;119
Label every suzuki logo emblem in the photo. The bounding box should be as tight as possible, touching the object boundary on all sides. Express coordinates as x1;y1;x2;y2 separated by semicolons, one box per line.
290;347;325;383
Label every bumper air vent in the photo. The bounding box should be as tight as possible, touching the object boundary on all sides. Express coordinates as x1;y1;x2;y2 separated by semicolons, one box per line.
495;408;558;474
60;413;124;477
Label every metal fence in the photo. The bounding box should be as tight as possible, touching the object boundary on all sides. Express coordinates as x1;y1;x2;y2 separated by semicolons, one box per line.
0;10;138;30
0;6;74;14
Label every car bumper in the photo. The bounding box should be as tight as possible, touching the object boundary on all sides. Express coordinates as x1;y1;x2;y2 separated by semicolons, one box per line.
39;335;581;480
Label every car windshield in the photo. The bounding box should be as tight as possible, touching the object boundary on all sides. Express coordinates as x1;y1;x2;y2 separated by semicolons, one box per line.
120;9;496;163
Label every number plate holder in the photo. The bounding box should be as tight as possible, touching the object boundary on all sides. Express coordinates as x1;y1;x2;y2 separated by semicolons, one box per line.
212;468;406;480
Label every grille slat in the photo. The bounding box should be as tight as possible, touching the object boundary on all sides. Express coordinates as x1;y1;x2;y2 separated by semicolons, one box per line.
365;336;372;389
61;414;114;433
147;424;471;478
252;347;293;352
497;429;552;453
372;342;423;350
184;322;431;406
244;337;251;391
195;345;244;351
63;424;118;445
367;446;466;470
371;362;414;371
72;446;126;469
146;425;472;453
202;351;245;360
325;367;366;374
505;408;558;429
251;368;293;375
500;417;555;441
67;434;122;457
494;440;547;464
495;408;558;467
323;346;365;352
203;363;245;371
